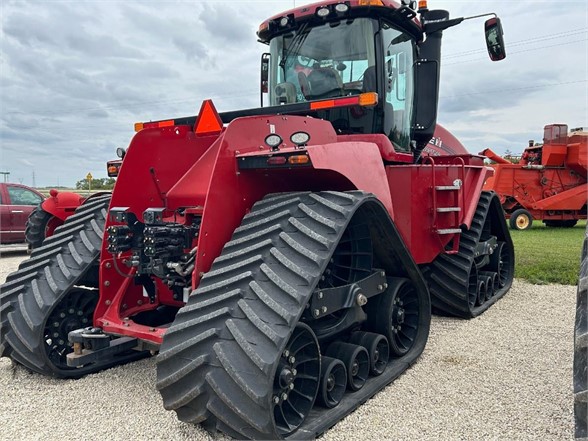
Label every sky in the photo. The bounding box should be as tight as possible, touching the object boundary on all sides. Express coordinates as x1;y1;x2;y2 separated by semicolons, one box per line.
1;0;586;187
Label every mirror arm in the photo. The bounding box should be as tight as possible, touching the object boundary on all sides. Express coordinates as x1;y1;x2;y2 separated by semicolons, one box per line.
423;12;497;34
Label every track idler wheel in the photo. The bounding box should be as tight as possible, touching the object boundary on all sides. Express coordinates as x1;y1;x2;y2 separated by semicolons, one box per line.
349;331;389;376
326;342;369;391
273;323;321;437
489;241;512;288
365;278;422;357
317;356;347;408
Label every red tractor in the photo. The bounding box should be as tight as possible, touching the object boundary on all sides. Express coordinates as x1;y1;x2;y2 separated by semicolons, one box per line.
1;1;513;439
481;124;587;230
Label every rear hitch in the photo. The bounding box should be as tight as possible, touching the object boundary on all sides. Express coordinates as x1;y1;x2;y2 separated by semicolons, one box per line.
66;327;142;368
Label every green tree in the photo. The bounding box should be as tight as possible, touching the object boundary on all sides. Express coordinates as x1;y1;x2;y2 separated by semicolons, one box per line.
75;177;116;190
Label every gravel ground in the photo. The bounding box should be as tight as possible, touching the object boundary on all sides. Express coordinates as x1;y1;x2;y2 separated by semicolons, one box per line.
0;251;576;440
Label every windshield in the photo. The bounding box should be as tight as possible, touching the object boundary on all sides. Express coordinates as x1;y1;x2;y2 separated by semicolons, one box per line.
269;18;377;105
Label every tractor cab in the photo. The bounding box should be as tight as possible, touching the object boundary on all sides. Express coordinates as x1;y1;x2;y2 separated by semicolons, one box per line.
264;14;416;152
259;0;506;157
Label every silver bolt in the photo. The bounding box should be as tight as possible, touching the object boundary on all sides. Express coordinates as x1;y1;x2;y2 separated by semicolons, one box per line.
292;369;297;376
313;309;320;317
356;294;368;306
318;292;323;299
53;322;59;327
104;281;110;287
383;283;388;289
53;332;59;338
289;383;295;390
273;396;280;404
380;271;386;277
321;306;328;313
105;262;112;269
68;308;75;314
378;284;383;291
105;300;112;306
59;312;66;318
281;393;288;401
58;339;65;345
283;350;290;358
137;300;143;305
289;356;296;364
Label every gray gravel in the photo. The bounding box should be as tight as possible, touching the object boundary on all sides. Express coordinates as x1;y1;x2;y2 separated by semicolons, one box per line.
0;253;575;440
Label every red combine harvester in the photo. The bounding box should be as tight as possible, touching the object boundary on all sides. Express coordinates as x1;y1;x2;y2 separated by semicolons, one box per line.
1;1;514;439
481;124;587;230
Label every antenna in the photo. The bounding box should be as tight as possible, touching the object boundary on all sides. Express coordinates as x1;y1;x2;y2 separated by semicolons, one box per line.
0;171;9;183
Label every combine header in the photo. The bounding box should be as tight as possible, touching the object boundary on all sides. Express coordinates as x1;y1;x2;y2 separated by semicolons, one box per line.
482;124;587;230
1;1;514;439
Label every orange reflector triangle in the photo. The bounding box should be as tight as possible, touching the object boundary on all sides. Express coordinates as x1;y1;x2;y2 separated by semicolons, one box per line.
194;100;223;135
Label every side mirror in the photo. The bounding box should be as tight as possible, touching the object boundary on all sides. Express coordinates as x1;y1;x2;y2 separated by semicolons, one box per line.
484;17;506;61
413;59;439;143
260;53;270;107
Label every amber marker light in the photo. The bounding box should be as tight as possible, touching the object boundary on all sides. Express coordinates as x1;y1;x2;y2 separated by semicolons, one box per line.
288;155;310;165
358;0;384;6
358;92;378;107
418;1;428;9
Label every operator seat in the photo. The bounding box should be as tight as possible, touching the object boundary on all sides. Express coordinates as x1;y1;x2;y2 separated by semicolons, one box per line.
307;67;343;99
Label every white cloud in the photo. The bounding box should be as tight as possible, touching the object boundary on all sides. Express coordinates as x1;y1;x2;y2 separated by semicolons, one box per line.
0;0;586;186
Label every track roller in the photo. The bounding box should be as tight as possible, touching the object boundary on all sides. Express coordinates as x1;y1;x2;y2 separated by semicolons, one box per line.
317;356;347;408
480;272;497;299
476;279;487;306
326;342;369;391
349;331;389;376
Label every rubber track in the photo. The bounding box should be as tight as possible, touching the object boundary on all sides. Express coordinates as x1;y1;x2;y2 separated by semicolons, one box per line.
424;191;513;318
157;191;372;440
574;225;588;440
24;205;54;249
0;194;110;372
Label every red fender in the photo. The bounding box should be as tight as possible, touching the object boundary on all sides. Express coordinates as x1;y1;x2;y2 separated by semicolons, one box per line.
40;189;86;221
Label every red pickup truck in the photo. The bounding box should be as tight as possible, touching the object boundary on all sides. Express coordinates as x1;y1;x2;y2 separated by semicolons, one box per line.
1;183;86;247
0;183;44;244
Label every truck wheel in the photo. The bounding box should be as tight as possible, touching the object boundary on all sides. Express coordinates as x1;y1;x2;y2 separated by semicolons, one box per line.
509;209;533;230
574;225;587;440
25;206;62;249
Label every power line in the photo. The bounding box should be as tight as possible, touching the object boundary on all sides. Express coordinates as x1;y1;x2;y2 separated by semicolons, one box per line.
441;79;588;99
443;28;587;58
444;38;587;66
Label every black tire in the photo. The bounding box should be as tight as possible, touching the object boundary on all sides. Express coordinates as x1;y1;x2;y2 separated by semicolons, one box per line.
25;205;56;249
0;194;144;377
545;220;578;228
509;208;533;230
574;225;587;440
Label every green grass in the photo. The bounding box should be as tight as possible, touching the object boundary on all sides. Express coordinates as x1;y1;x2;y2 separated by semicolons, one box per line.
510;219;586;285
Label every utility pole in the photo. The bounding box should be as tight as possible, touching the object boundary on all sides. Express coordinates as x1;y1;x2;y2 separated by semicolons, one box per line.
32;170;36;187
0;171;9;183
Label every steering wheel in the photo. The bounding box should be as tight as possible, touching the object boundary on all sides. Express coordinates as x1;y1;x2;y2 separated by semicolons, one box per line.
298;72;311;100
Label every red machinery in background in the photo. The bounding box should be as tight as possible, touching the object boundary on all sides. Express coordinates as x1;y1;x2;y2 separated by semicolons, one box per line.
482;124;587;230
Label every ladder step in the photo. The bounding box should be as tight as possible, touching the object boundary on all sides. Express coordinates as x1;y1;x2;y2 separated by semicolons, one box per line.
436;228;462;235
435;185;460;191
437;207;461;213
